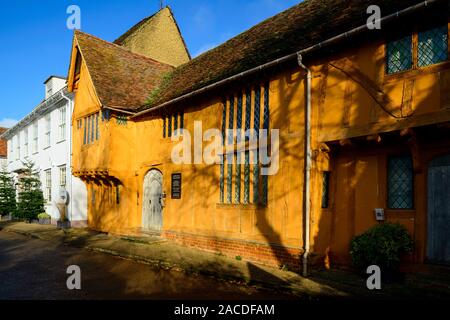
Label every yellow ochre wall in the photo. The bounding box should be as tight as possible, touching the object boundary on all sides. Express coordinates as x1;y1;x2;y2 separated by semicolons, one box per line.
118;7;190;67
72;22;450;267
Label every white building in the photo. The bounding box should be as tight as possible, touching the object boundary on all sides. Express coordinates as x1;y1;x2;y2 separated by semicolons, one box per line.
1;76;88;227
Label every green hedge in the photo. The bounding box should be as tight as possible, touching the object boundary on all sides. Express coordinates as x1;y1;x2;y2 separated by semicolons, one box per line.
350;223;413;272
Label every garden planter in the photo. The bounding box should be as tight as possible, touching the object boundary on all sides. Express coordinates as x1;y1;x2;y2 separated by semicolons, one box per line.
39;218;51;225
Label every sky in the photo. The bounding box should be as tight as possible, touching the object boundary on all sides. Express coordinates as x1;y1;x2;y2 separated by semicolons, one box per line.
0;0;300;128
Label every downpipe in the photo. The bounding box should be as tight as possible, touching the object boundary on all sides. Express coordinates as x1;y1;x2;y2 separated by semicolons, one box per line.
61;91;73;223
297;53;312;277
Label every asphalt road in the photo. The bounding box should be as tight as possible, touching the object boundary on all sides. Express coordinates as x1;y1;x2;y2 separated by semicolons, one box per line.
0;231;296;300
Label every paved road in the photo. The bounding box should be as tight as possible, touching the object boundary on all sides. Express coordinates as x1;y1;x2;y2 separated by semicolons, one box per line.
0;231;296;300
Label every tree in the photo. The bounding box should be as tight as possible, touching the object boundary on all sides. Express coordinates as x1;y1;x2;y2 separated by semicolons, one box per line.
0;164;16;217
16;160;45;221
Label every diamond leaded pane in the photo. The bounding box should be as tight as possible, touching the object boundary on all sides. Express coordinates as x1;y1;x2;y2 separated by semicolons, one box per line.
386;36;412;74
321;172;330;209
388;155;414;209
418;25;448;67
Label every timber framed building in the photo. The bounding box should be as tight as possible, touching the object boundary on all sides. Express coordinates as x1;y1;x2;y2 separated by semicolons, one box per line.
68;0;450;270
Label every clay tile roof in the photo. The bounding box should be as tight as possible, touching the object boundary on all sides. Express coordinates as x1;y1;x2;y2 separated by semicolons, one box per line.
142;0;433;110
75;30;174;110
0;127;7;158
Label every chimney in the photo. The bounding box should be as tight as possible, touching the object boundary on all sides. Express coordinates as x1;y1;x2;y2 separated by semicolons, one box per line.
44;76;67;99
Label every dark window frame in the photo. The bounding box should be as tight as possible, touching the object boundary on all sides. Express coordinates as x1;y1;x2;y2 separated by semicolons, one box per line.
387;154;415;210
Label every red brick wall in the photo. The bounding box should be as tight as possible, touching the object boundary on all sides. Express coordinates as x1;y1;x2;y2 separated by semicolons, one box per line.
163;231;302;271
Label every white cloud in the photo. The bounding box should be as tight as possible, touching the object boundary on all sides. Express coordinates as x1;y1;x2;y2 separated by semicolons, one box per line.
0;118;18;128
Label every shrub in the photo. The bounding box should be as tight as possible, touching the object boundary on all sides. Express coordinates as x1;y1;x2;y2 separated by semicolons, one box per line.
16;160;45;221
350;223;413;272
37;213;51;220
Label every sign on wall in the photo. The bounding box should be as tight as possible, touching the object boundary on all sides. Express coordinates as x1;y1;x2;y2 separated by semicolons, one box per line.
171;173;182;199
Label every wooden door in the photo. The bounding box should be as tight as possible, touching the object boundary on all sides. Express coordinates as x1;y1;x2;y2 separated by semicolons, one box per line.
427;154;450;264
142;170;163;231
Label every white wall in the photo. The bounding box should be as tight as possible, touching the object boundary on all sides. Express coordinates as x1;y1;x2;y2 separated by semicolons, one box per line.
6;89;87;224
0;157;6;169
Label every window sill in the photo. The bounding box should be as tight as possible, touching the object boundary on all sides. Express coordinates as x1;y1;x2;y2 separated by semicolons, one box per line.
216;203;268;210
384;60;450;84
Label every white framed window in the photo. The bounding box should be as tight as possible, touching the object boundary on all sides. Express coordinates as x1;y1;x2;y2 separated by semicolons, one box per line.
59;165;67;188
9;140;13;162
59;107;66;142
33;122;38;153
45;169;52;203
24;129;29;158
15;134;20;160
45;114;51;148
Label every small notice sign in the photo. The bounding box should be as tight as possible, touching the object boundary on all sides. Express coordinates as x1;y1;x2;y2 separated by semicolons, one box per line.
171;173;182;199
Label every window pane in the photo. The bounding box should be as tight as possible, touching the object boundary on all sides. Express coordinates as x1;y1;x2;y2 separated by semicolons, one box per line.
227;97;234;204
219;100;226;203
418;25;448;67
321;172;330;209
243;90;251;204
235;94;243;204
162;116;166;138
253;87;261;204
386;36;412;74
388;155;414;209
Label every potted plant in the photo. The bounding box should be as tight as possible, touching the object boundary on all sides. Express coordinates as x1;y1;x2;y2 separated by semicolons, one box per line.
350;223;413;283
37;212;51;225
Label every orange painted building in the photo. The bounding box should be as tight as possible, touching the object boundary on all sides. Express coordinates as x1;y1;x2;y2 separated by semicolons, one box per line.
68;0;450;271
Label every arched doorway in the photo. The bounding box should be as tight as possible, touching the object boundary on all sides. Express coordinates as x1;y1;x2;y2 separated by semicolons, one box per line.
427;154;450;264
142;169;163;231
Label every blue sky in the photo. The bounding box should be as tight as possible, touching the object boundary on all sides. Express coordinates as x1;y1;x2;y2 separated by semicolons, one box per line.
0;0;300;127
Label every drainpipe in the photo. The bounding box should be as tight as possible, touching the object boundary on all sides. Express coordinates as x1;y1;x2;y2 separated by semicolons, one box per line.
61;90;73;223
297;53;312;277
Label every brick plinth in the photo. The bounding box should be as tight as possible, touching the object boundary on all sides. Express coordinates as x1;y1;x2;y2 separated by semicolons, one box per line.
163;231;302;271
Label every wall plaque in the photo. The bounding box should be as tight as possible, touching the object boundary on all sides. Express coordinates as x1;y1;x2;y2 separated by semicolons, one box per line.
171;173;182;199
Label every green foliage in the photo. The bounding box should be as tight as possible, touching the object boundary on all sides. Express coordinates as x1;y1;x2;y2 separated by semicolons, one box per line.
350;223;413;272
37;212;51;220
145;72;173;107
16;160;45;221
0;165;16;217
235;255;242;261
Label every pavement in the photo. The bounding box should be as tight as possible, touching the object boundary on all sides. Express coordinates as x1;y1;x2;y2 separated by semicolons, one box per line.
0;231;303;299
1;221;450;300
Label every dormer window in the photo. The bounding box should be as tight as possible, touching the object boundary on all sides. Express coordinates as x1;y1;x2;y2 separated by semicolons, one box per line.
46;86;53;98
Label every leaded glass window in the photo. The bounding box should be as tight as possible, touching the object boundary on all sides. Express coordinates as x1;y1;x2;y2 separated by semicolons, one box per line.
235;94;243;204
418;25;448;67
219;100;226;203
174;113;178;133
388;155;414;209
244;90;251;204
321;172;330;209
253;87;261;204
168;114;172;138
219;85;270;206
226;97;234;204
386;36;412;74
163;116;166;138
